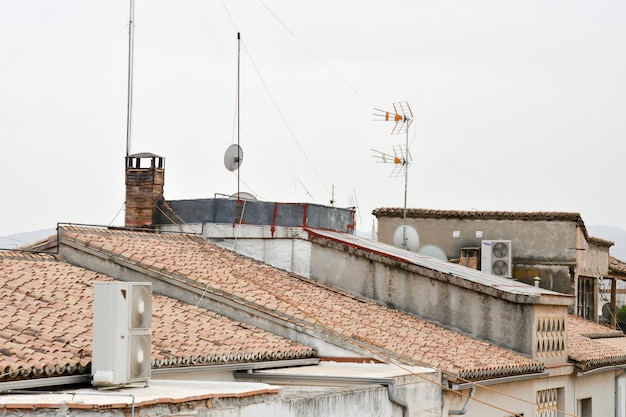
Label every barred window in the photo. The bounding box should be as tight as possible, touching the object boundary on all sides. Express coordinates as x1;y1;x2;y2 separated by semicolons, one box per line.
577;276;595;320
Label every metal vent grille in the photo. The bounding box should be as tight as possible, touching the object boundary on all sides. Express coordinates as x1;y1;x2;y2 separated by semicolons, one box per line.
129;333;151;380
130;284;152;329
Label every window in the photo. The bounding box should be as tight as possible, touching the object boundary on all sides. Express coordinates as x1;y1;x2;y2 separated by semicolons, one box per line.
578;397;591;417
536;388;558;417
578;276;595;320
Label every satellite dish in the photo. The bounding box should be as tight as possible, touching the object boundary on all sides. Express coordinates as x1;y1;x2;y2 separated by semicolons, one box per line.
224;144;243;171
393;225;419;252
228;192;257;201
418;244;448;261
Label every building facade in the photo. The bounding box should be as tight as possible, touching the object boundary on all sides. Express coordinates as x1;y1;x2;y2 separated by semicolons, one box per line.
373;208;613;321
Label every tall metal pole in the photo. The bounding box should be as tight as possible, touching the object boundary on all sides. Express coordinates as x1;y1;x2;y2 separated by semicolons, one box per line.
402;127;408;249
236;32;241;201
125;0;135;157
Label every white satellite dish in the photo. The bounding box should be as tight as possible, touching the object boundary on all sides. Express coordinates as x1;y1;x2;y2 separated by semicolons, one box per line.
224;144;243;171
393;225;419;252
418;244;448;261
228;192;257;201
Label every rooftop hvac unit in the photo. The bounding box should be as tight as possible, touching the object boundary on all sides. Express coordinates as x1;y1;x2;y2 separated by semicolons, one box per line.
92;282;152;387
481;240;512;278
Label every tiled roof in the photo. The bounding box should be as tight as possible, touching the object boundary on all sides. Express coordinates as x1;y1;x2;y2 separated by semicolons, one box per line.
0;250;314;383
8;225;622;384
372;207;584;222
610;256;626;277
58;226;544;382
567;314;626;372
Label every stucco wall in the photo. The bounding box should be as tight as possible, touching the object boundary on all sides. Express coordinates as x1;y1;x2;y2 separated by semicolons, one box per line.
6;378;442;417
375;216;613;296
445;370;617;417
376;217;578;263
308;242;537;356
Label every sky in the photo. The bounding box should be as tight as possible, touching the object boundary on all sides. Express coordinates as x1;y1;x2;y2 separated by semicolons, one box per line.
1;0;625;239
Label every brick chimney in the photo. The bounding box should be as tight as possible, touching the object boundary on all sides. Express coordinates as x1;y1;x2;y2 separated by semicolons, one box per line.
125;153;164;228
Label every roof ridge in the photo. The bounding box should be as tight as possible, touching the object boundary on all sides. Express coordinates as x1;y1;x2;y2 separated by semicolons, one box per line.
0;250;58;261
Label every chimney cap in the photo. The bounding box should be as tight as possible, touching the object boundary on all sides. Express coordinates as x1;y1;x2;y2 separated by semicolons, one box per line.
127;152;163;159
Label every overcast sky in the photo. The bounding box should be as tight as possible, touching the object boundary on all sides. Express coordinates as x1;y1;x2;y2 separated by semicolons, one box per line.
1;0;625;239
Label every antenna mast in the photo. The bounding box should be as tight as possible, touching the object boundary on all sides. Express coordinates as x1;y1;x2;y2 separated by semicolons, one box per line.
236;32;241;200
125;0;135;157
223;34;245;197
371;101;415;249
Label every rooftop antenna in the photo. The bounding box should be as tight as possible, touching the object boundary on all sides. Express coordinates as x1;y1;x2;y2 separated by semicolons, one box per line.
223;33;244;200
125;0;135;157
371;101;418;250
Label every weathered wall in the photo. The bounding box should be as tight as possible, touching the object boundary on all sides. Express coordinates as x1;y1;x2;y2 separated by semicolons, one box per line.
158;199;355;233
308;241;538;356
376;216;581;292
197;224;313;278
5;375;442;417
578;235;611;278
376;217;578;262
445;370;616;417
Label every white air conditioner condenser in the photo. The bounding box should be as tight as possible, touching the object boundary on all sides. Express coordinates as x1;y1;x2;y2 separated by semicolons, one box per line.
92;282;152;387
481;240;512;278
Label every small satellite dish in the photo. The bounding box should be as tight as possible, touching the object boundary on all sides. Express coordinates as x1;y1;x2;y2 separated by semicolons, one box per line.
418;244;448;261
393;225;419;251
224;144;244;171
229;192;257;201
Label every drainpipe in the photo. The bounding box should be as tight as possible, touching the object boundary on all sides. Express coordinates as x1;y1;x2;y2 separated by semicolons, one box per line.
449;387;475;415
384;379;409;417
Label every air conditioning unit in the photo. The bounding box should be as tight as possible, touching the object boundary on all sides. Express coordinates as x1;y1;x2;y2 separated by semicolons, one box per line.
481;240;512;278
92;282;152;387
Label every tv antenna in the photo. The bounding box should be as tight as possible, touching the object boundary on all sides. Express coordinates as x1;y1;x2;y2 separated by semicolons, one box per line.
371;101;416;250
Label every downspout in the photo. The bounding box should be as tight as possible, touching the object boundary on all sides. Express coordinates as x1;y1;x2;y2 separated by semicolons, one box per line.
449;387;475;415
615;369;626;417
384;380;409;417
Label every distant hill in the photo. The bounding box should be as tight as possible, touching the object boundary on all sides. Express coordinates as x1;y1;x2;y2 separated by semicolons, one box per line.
587;225;626;261
0;229;56;249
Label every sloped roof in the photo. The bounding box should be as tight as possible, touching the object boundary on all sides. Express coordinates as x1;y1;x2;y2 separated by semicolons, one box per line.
0;250;314;383
57;226;544;382
610;256;626;277
567;314;626;372
6;224;624;386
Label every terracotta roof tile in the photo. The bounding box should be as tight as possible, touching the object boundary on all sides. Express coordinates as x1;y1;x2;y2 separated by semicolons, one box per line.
567;314;626;371
0;250;314;383
610;256;626;276
372;207;584;222
59;226;544;382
